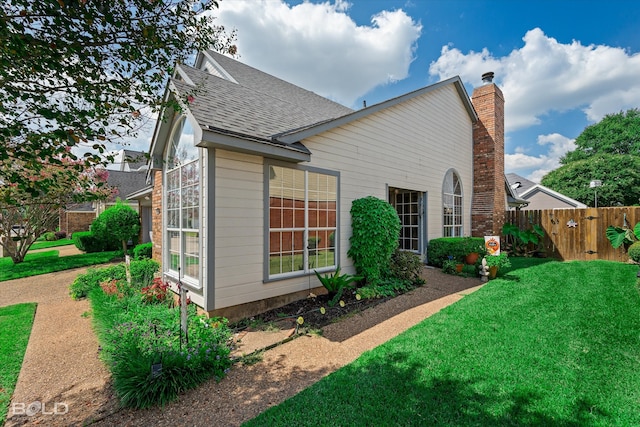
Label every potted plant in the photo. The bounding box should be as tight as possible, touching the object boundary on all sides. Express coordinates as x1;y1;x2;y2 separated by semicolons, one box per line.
483;253;511;279
461;237;485;265
442;259;459;275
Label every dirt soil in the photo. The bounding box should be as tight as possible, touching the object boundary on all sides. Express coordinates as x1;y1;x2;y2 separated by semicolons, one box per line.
3;266;482;427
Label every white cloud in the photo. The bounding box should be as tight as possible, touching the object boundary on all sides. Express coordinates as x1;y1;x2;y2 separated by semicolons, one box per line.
429;28;640;132
212;0;422;107
505;133;575;183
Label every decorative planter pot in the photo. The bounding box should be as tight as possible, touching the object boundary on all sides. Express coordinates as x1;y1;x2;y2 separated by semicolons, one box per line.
465;252;479;265
456;263;464;273
488;266;499;279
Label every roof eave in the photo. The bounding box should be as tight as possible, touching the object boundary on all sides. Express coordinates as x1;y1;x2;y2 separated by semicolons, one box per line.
200;128;310;163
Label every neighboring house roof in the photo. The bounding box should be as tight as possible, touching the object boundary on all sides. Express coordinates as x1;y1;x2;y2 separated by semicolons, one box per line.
106;170;148;202
121;150;148;171
506;173;587;209
504;175;529;209
106;149;148;172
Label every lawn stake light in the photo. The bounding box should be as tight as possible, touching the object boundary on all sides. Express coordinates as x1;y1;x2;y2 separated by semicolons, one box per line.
151;323;162;378
177;268;189;349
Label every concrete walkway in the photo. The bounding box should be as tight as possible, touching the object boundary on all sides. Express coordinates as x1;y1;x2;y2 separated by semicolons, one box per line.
1;266;115;426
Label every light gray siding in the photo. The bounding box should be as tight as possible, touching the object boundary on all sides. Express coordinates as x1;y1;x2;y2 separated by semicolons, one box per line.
304;83;474;266
210;83;474;310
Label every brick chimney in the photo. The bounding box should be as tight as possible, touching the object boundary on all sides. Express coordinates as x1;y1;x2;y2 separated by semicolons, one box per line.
471;72;506;236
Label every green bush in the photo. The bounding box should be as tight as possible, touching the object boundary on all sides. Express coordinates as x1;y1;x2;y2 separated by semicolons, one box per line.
130;258;160;290
427;237;485;267
69;264;127;299
133;242;153;260
89;286;233;409
72;230;119;253
628;241;640;263
347;196;401;284
442;259;459;275
43;231;57;241
357;277;414;300
92;201;140;255
388;249;425;285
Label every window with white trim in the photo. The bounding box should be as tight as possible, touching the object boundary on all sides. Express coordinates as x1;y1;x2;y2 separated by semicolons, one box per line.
165;116;200;283
389;188;422;253
268;165;337;278
443;170;463;237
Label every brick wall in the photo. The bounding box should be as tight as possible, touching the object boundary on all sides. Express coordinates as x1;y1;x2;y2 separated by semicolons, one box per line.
151;170;163;264
59;210;96;235
471;78;506;237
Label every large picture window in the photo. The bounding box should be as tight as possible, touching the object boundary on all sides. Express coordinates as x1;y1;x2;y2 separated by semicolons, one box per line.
165;116;200;284
268;165;337;278
443;169;463;237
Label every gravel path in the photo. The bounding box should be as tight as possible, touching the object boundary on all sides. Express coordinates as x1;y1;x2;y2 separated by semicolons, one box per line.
2;265;482;427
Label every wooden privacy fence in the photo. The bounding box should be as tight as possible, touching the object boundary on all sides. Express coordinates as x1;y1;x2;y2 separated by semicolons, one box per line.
505;207;640;262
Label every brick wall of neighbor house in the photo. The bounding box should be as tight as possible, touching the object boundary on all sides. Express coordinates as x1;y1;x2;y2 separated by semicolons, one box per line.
471;73;506;237
151;170;163;263
59;211;96;235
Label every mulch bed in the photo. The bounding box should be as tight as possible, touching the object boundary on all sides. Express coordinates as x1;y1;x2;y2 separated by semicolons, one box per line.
231;267;483;333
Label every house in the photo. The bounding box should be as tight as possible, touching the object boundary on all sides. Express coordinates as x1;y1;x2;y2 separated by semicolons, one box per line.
140;50;507;320
506;173;586;210
59;150;151;238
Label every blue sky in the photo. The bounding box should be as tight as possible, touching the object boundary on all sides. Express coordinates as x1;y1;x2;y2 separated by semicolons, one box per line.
124;0;640;182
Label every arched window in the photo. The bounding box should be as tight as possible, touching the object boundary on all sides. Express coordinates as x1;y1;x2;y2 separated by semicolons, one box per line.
165;116;200;284
443;170;463;237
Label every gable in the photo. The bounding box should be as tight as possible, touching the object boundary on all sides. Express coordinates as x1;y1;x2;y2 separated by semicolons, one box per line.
275;76;477;144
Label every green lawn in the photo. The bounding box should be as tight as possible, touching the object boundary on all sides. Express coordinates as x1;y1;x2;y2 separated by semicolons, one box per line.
245;258;640;426
0;303;37;425
29;238;74;251
0;250;119;282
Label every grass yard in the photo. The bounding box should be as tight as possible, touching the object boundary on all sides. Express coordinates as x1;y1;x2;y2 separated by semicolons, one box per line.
0;303;37;425
245;259;640;426
29;238;74;251
0;250;119;282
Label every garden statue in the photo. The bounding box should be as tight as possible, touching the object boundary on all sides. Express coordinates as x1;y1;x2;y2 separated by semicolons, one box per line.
479;257;489;282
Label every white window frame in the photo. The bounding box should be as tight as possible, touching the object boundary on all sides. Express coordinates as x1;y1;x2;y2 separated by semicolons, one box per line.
265;163;339;281
164;115;201;288
389;188;425;254
443;169;463;237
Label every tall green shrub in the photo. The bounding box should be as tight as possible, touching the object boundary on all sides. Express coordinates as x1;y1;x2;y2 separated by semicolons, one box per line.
347;196;401;284
92;201;141;256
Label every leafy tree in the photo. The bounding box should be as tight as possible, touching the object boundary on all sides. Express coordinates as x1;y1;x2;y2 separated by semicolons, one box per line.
0;161;111;263
1;0;236;199
561;109;640;164
542;108;640;207
541;154;640;207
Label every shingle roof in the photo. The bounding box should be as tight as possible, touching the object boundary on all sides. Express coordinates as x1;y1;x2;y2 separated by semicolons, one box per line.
174;51;353;143
122;150;147;171
106;170;148;201
506;173;537;197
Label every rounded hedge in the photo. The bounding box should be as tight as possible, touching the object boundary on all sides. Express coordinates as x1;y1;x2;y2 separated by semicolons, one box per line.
628;241;640;263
